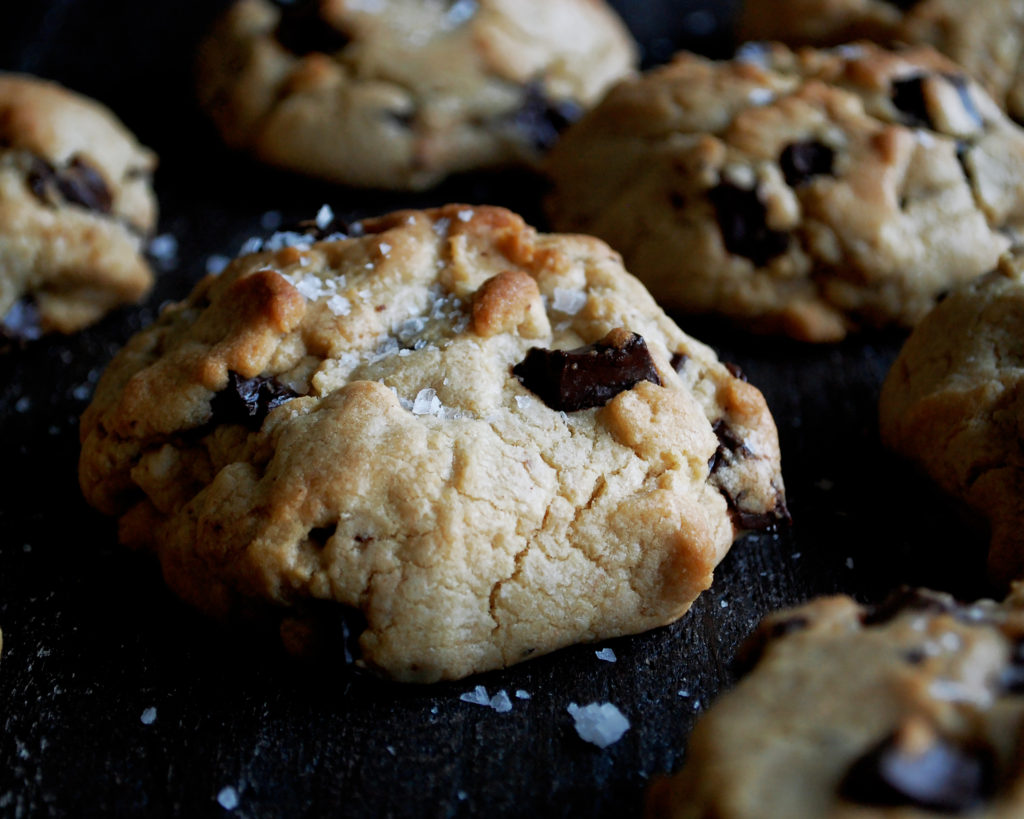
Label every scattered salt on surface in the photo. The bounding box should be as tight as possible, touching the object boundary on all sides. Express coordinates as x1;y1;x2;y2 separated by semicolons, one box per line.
567;702;630;748
791;552;802;560
515;395;532;410
846;557;854;569
457;790;468;801
239;236;263;255
148;233;179;269
140;707;156;725
515;690;531;700
260;210;283;230
326;294;352;316
72;383;92;402
747;88;775;106
460;685;492;706
378;242;391;256
315;204;334;230
551;288;587;315
677;689;689;698
457;208;474;222
595;648;616;663
720;600;729;609
412;388;442;416
460;685;515;713
490;690;513;713
206;255;230;275
217;786;239;810
386;745;396;756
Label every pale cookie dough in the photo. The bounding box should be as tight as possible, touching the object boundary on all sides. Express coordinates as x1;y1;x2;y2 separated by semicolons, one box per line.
544;42;1024;342
78;204;787;682
650;586;1024;818
738;0;1024;123
880;255;1024;586
195;0;637;190
0;73;158;338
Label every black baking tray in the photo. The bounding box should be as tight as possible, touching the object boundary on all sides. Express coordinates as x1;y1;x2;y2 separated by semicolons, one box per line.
0;3;992;817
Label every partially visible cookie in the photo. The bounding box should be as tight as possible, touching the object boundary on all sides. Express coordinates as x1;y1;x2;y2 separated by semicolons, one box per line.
78;204;787;682
0;73;158;338
738;0;1024;123
195;0;637;190
545;42;1024;341
880;255;1024;586
650;586;1024;818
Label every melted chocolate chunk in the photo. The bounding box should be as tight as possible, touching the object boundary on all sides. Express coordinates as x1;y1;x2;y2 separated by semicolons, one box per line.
892;75;932;127
512;330;661;412
0;298;43;342
708;183;789;266
511;82;584;152
780;141;835;187
841;731;995;812
209;371;300;430
28;155;112;215
723;362;748;382
274;0;350;55
670;352;689;373
861;587;961;626
708;419;749;475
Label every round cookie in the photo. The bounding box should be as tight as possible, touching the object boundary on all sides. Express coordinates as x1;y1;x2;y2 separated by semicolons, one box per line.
649;586;1024;819
195;0;637;190
0;73;158;338
738;0;1024;123
880;256;1024;586
544;42;1024;342
78;204;788;683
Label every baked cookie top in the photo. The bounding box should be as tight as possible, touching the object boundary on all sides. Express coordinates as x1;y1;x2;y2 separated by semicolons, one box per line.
195;0;637;190
78;204;787;682
0;73;158;337
880;255;1024;586
650;586;1024;819
544;42;1024;341
738;0;1024;123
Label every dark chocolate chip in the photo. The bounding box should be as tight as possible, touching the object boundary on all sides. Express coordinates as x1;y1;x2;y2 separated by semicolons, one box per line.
891;75;932;127
779;140;835;187
27;155;112;215
511;81;584;153
0;298;43;342
903;647;927;665
308;525;337;548
879;0;921;9
955;141;972;182
723;362;748;382
708;183;789;266
999;640;1024;693
840;731;995;812
512;329;661;412
708;419;750;475
274;0;350;55
670;352;688;373
209;371;300;430
861;587;961;626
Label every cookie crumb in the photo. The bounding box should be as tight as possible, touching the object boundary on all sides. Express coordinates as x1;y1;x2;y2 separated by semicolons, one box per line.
567;702;630;748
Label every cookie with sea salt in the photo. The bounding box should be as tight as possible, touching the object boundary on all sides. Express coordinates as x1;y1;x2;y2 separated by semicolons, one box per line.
78;204;787;682
649;586;1024;819
880;255;1024;586
0;73;158;339
195;0;637;190
738;0;1024;123
544;42;1024;342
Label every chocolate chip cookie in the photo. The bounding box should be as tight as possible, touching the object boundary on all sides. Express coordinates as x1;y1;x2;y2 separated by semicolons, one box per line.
195;0;637;190
544;43;1024;342
0;73;158;339
78;204;787;682
880;255;1024;586
738;0;1024;123
650;586;1024;818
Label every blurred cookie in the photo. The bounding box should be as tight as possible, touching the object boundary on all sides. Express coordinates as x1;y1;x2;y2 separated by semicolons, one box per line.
738;0;1024;123
880;256;1024;586
78;204;787;682
195;0;637;190
650;587;1024;818
545;42;1024;341
0;73;158;338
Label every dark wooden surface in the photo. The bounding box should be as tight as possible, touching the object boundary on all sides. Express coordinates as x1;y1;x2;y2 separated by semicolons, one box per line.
0;3;992;817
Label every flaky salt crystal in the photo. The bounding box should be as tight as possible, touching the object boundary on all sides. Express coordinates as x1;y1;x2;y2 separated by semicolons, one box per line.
551;288;587;315
490;690;513;713
460;685;491;706
595;648;616;663
567;702;630;748
217;786;239;810
315;204;334;230
327;295;351;316
140;707;157;725
515;690;531;700
412;388;442;416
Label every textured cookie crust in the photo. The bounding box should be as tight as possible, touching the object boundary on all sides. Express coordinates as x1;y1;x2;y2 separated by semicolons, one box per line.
196;0;636;190
78;204;786;682
0;73;158;337
650;587;1024;819
880;257;1024;585
738;0;1024;123
544;42;1024;341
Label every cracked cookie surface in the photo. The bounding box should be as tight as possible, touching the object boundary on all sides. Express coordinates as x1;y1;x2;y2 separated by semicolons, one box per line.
738;0;1024;124
880;256;1024;585
0;73;158;338
195;0;636;190
650;586;1024;819
78;204;787;682
544;42;1024;341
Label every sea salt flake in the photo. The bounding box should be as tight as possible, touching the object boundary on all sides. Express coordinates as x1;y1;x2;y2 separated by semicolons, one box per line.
326;294;351;316
457;790;468;801
140;707;157;725
748;88;775;106
386;745;396;756
515;395;532;410
412;388;442;416
515;690;531;700
148;233;178;269
315;204;334;230
490;690;513;713
677;689;689;698
551;288;587;315
595;648;617;663
217;786;239;810
15;397;30;413
239;236;263;255
568;702;630;748
846;557;854;569
460;685;492;706
720;600;729;608
457;208;474;222
378;242;391;255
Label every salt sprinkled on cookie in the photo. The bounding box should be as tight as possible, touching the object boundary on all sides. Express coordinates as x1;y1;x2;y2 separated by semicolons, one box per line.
567;702;630;748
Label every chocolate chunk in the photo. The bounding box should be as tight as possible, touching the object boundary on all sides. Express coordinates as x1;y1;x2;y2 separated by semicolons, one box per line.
511;81;584;153
708;419;750;474
841;731;995;812
209;371;300;430
880;0;921;9
307;525;337;548
27;155;112;215
891;75;932;127
708;183;789;266
0;298;43;342
780;141;835;187
861;587;961;626
512;329;661;412
274;0;350;55
723;362;748;382
670;352;689;373
999;639;1024;693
